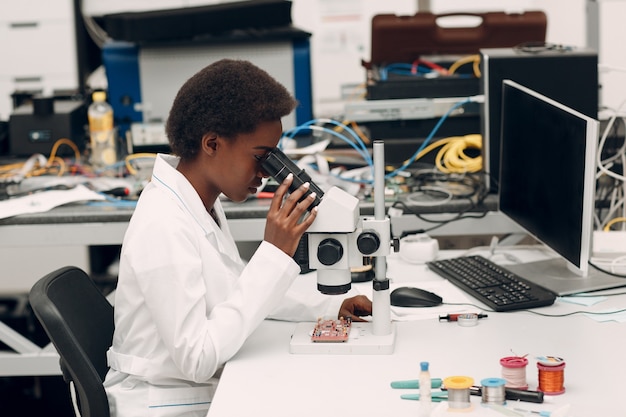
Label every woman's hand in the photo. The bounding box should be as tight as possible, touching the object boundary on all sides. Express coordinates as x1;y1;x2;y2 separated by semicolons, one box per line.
338;295;372;322
264;173;318;257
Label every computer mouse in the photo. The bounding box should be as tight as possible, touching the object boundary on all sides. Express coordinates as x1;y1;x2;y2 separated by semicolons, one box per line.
390;286;443;307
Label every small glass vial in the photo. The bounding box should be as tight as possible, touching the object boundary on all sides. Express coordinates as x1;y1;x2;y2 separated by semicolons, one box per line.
419;361;431;416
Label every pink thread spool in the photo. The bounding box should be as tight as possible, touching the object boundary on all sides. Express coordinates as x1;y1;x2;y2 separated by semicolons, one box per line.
500;356;529;390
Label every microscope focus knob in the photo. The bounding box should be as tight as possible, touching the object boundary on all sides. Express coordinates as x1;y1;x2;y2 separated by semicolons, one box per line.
317;238;344;265
357;232;380;255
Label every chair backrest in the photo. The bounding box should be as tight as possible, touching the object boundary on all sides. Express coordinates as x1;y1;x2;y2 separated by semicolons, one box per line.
29;266;114;417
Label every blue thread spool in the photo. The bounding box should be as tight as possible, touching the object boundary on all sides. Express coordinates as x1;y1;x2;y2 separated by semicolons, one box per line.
481;377;506;405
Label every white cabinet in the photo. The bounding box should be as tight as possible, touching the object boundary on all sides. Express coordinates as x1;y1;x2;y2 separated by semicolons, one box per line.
0;0;79;120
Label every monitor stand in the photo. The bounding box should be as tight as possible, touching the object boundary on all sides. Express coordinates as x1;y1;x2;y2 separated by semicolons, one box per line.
506;258;626;296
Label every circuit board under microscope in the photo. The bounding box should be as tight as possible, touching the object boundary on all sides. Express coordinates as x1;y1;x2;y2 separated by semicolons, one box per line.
311;317;352;342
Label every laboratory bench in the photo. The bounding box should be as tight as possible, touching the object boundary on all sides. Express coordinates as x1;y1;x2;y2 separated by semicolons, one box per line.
0;191;522;379
0;192;520;247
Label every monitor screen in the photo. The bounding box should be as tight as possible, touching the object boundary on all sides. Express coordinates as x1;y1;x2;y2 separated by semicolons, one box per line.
498;80;625;295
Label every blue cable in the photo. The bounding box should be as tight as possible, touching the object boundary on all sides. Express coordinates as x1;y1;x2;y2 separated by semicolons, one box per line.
380;63;433;80
282;119;373;167
92;160;127;175
280;98;472;184
286;125;371;164
380;63;473;80
86;193;138;208
385;97;473;179
284;118;371;160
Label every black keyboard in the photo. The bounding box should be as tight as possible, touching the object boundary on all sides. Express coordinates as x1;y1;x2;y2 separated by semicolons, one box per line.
426;255;557;312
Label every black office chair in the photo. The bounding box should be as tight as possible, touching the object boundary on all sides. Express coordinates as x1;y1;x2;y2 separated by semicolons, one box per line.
29;266;114;417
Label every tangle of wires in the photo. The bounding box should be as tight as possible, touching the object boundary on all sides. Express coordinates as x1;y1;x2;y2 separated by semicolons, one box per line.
590;103;626;277
373;54;481;82
594;105;626;233
279;95;485;182
512;41;574;54
0;138;157;182
0;138;84;184
390;169;489;236
278;93;489;235
383;97;484;179
0;137;157;204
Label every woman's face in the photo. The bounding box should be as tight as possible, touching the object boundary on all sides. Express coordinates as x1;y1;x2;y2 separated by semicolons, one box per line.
213;120;282;203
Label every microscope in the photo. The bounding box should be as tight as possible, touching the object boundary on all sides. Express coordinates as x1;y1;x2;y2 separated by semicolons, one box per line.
260;141;398;354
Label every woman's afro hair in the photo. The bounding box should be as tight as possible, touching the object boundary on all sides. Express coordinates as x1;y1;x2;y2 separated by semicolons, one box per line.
166;59;297;159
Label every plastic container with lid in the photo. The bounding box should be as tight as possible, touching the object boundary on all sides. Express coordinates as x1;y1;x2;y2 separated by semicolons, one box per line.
88;91;116;168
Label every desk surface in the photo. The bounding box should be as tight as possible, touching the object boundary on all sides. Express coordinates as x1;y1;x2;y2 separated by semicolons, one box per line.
0;193;498;225
207;252;626;417
0;194;513;246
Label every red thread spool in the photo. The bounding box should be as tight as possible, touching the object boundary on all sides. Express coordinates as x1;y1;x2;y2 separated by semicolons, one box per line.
500;356;529;390
537;357;566;395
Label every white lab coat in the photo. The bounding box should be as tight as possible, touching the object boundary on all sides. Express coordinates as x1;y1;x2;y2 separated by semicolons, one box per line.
104;154;345;417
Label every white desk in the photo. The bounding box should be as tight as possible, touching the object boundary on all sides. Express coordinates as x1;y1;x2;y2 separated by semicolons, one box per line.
207;252;626;417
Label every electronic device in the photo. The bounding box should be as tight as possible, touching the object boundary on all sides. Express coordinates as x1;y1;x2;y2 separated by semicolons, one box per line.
260;146;394;295
496;80;625;295
360;11;546;164
102;28;313;151
480;47;598;192
310;318;351;343
101;0;293;43
261;144;397;354
0;121;8;155
389;286;442;308
398;233;438;264
427;255;556;311
9;97;86;157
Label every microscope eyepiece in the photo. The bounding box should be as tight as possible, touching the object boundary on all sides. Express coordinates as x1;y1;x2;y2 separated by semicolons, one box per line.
259;148;324;210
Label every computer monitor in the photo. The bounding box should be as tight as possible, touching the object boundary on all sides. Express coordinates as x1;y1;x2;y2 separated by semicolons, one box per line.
498;79;625;296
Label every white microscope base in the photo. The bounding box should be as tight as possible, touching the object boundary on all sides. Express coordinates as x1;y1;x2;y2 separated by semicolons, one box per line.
289;321;396;355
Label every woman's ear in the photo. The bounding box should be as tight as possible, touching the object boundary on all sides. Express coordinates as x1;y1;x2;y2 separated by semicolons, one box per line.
201;133;218;156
